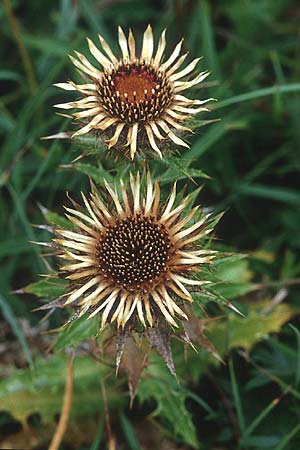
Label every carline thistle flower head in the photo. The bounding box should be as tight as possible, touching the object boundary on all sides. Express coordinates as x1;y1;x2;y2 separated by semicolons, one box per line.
54;25;212;159
45;173;216;333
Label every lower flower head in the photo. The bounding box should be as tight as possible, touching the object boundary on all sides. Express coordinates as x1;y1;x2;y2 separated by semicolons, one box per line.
49;173;216;330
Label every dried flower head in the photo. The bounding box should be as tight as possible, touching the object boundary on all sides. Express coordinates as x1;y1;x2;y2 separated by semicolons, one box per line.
54;25;212;159
45;173;216;333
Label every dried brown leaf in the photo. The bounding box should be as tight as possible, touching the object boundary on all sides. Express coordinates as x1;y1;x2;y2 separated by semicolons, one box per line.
120;336;147;406
146;327;177;378
183;313;223;363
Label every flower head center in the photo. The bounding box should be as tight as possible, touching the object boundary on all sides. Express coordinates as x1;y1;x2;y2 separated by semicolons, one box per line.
113;68;157;103
98;62;173;125
97;215;171;291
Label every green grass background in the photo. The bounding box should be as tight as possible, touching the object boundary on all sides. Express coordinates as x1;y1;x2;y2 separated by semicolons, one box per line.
1;0;300;449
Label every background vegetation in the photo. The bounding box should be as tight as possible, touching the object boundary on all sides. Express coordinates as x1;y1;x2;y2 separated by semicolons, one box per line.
1;0;300;449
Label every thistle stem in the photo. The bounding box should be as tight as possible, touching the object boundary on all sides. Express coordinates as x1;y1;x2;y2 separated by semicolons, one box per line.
101;379;116;450
48;353;74;450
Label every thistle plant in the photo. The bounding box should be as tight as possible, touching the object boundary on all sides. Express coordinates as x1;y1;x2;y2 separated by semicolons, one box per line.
36;25;223;384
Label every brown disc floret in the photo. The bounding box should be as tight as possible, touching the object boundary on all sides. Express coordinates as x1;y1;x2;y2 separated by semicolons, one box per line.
96;215;171;291
97;63;173;124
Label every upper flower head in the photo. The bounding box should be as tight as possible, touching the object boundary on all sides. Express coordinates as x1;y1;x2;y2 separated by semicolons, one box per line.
54;25;212;159
46;173;216;331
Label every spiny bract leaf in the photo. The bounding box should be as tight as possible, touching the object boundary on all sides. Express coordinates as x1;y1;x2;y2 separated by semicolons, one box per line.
44;210;76;229
203;254;254;300
73;162;114;184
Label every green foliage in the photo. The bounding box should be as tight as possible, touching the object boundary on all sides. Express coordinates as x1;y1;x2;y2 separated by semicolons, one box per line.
176;304;296;382
44;210;76;229
212;304;296;352
0;294;33;368
138;359;199;449
0;354;122;424
22;276;66;299
53;315;100;352
72;162;115;185
120;412;144;450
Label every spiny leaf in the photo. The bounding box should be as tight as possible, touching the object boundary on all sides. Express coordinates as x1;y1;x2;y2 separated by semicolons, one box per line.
54;314;100;352
0;354;122;425
160;155;210;184
210;303;297;353
138;358;198;449
20;277;66;299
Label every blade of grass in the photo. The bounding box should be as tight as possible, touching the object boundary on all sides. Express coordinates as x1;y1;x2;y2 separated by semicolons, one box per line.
56;0;79;38
0;238;32;257
237;183;300;206
274;423;300;450
244;146;290;183
289;324;300;387
240;395;282;446
0;35;81;170
8;184;36;242
214;83;300;110
0;70;23;82
185;112;238;160
198;0;221;80
22;34;76;56
239;351;300;401
229;357;245;434
21;126;68;201
120;411;142;450
186;390;214;415
79;0;108;36
0;294;33;368
3;0;37;92
7;183;43;272
89;416;104;450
